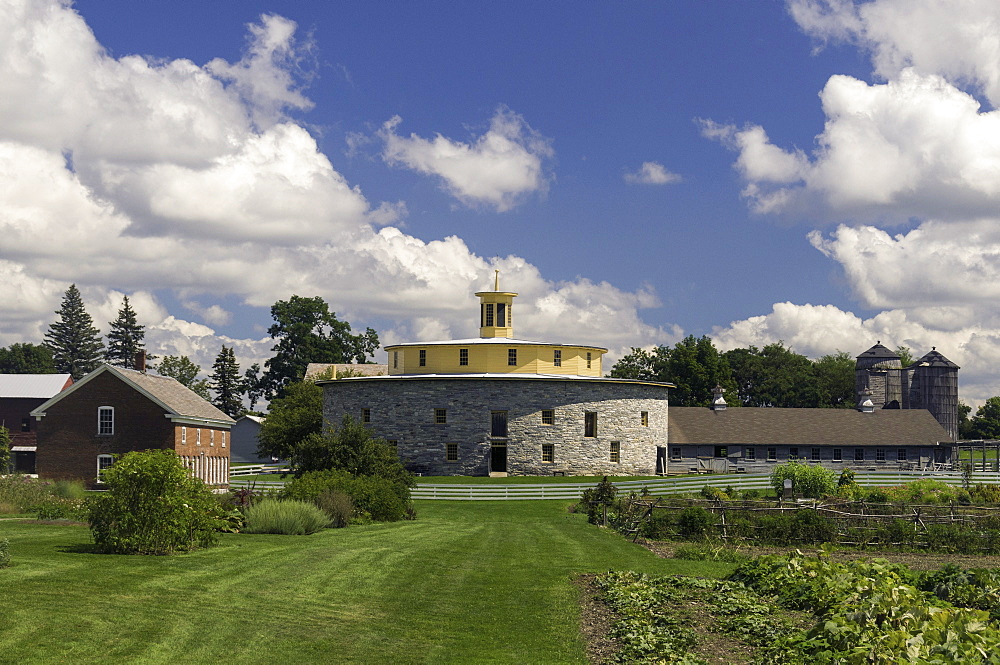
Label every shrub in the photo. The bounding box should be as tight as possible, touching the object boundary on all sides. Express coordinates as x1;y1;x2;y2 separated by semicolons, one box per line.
677;506;716;540
316;489;353;528
284;469;411;523
88;450;223;554
700;485;728;501
580;476;618;525
972;484;1000;504
52;480;86;500
770;460;836;498
243;499;329;535
0;538;8;568
884;479;963;505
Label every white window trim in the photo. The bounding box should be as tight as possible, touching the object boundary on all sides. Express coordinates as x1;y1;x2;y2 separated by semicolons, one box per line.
210;430;215;447
181;426;187;445
97;406;114;436
97;454;114;482
221;431;226;448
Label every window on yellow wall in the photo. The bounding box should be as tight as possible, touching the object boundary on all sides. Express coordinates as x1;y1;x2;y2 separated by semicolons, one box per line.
419;349;427;366
508;349;517;366
553;349;561;367
496;303;506;327
485;303;494;327
393;351;398;369
459;348;469;366
586;352;592;369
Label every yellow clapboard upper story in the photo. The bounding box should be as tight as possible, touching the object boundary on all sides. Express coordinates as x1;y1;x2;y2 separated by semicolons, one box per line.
385;272;607;377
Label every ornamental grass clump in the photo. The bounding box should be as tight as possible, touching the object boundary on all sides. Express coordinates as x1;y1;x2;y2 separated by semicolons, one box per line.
0;475;53;513
87;450;223;555
242;498;330;535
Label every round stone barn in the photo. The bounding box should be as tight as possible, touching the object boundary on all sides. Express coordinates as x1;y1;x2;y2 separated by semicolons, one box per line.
319;277;671;476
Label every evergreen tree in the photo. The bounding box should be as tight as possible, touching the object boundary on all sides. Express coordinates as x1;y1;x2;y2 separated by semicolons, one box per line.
210;345;244;417
155;355;211;400
44;284;105;379
105;295;148;368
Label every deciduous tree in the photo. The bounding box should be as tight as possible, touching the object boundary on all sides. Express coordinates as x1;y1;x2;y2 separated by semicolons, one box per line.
155;355;211;400
44;284;105;379
0;343;56;374
259;295;379;400
967;397;1000;440
256;380;323;460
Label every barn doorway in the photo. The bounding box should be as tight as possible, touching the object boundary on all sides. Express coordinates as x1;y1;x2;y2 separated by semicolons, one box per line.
491;444;507;474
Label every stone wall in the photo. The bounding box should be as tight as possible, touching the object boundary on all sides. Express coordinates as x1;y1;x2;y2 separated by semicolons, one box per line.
322;376;669;476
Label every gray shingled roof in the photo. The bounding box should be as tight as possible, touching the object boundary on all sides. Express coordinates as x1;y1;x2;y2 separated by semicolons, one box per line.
107;366;235;423
669;407;952;446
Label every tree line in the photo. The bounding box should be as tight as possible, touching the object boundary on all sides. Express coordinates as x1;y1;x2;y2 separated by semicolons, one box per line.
612;335;1000;440
610;335;862;409
0;285;378;420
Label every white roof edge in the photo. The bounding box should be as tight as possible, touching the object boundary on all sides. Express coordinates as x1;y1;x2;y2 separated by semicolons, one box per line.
384;337;608;351
319;373;673;387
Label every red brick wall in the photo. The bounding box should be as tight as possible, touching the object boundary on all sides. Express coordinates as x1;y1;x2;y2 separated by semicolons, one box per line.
174;425;231;487
35;371;176;487
0;397;46;447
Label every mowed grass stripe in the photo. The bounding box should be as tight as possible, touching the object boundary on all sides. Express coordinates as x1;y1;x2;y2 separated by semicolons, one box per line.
0;501;733;664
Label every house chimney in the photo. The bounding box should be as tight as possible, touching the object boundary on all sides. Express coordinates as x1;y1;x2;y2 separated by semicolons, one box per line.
857;388;875;413
134;350;146;373
711;385;727;411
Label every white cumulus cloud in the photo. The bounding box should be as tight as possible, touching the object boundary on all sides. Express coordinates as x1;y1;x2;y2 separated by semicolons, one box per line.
379;107;554;212
624;161;681;185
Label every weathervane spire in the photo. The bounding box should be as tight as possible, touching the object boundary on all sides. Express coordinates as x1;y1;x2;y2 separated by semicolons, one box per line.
494;269;500;291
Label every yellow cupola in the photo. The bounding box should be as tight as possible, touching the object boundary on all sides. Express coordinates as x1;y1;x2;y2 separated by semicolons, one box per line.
476;270;517;339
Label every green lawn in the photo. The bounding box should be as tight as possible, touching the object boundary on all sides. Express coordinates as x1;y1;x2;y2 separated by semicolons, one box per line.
0;501;730;664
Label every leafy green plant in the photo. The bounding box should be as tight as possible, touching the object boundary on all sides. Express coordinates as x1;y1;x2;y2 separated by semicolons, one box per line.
242;499;330;535
0;425;10;473
677;505;716;540
0;538;9;568
673;543;749;563
87;450;223;554
770;460;836;498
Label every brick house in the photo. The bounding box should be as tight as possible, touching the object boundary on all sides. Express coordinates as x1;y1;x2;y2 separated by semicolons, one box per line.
30;364;235;488
0;374;74;474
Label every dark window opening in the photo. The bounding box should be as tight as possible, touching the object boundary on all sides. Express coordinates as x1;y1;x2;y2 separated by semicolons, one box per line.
714;446;727;458
584;412;597;437
491;411;508;437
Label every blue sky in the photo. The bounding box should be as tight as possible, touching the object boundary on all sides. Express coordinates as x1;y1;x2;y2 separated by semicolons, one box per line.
2;1;1000;404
